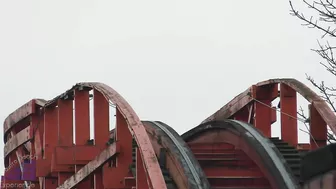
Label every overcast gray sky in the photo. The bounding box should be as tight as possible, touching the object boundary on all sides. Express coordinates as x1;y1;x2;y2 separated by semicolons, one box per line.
0;1;332;174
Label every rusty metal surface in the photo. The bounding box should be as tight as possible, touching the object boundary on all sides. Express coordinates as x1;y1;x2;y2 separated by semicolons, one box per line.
40;82;167;189
201;78;336;134
3;99;46;137
201;89;252;124
4;126;31;157
151;121;207;189
143;121;211;189
56;142;117;189
3;100;33;135
143;122;186;188
78;82;167;189
182;120;299;189
3;78;335;188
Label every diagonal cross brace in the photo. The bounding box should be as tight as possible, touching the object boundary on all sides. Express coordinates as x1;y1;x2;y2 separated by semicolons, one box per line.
57;142;118;189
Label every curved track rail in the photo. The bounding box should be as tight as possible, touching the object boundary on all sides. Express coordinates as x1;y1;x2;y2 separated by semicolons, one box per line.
2;78;336;189
142;121;211;189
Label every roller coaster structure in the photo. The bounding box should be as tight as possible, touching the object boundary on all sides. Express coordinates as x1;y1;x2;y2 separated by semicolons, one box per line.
1;78;336;189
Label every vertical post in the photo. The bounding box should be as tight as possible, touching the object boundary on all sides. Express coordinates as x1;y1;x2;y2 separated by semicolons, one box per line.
44;107;58;159
31;114;44;161
136;148;150;189
280;83;298;146
93;89;109;189
74;89;92;188
254;101;272;137
309;104;327;150
58;99;73;146
93;89;110;146
253;84;278;137
57;99;74;186
94;170;104;189
74;90;90;145
31;114;44;187
43;107;58;189
103;109;133;187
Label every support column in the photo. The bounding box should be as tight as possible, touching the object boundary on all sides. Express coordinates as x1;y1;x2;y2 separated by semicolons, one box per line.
136;148;150;189
103;108;133;188
280;83;298;146
93;89;109;189
57;98;74;186
309;104;327;150
44;107;58;189
74;89;92;188
253;84;278;137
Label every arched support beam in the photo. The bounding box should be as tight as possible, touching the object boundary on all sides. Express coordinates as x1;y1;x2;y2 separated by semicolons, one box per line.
201;78;335;148
34;82;167;189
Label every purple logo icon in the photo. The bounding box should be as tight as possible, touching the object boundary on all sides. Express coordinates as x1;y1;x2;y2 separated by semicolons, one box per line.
4;160;36;181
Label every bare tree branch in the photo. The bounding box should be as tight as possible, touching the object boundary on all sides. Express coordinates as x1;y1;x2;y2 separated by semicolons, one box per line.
290;0;336;143
290;0;336;37
289;0;336;74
